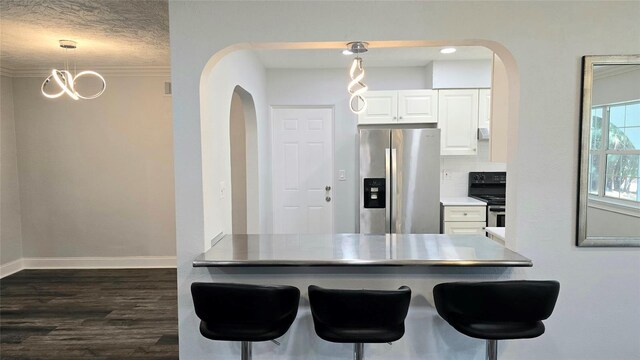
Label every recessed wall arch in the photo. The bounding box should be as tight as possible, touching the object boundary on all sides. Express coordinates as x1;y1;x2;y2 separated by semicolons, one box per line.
229;85;259;234
199;40;521;250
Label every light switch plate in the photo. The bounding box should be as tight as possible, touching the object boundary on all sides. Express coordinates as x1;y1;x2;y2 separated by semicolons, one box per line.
338;170;346;181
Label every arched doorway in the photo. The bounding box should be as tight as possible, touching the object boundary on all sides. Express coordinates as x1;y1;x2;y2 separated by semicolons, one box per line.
229;86;259;234
201;40;520;247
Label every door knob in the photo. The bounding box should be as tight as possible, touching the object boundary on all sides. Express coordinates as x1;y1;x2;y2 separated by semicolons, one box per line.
325;185;331;191
325;196;331;202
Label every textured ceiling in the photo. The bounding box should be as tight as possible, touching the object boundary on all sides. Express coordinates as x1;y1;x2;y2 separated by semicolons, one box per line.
0;0;169;70
0;1;490;71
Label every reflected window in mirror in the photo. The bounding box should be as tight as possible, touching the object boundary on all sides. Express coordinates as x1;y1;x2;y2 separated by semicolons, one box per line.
578;56;640;247
589;101;640;204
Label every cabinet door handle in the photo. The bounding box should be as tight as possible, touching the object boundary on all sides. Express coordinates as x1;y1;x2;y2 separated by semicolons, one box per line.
325;196;332;202
399;116;403;119
325;186;331;191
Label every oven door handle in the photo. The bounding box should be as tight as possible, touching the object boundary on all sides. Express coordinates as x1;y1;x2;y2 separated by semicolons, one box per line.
489;207;506;212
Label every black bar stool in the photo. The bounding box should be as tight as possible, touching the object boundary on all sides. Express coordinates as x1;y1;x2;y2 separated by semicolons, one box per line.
191;282;300;360
308;285;411;360
433;280;560;360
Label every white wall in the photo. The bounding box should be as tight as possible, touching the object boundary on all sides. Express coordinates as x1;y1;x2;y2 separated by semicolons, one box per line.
267;66;428;232
11;75;176;258
1;75;23;266
169;1;640;359
200;50;269;244
592;67;640;106
587;207;639;237
430;59;493;89
440;142;507;197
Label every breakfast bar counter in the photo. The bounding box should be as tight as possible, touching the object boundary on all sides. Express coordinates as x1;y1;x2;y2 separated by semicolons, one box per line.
193;233;532;267
188;233;533;359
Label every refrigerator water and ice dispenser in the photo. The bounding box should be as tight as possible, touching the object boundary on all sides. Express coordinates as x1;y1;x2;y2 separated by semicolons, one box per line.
363;178;386;208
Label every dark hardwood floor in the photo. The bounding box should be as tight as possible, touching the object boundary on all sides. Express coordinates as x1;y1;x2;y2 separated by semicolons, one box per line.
1;268;178;360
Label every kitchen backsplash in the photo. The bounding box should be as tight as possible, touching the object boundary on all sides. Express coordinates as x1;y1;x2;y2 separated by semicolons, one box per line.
440;141;506;197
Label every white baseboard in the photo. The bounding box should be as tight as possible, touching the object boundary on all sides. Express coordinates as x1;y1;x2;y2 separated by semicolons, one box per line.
22;256;177;269
1;256;176;278
0;258;24;278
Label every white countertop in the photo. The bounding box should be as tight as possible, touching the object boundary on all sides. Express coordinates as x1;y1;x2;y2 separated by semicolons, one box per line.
486;227;506;241
440;197;487;206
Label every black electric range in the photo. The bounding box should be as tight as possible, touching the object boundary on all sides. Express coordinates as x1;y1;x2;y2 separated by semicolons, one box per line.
468;172;506;227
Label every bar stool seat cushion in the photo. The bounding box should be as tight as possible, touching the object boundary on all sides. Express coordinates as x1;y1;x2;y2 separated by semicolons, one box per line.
198;321;295;342
311;325;407;343
433;280;559;341
308;285;411;344
191;282;300;342
444;318;545;340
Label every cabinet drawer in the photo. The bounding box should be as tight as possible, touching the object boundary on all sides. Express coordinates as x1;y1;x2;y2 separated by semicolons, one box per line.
443;221;486;235
443;206;486;222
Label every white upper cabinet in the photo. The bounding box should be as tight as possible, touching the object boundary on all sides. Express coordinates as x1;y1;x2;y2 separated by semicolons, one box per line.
359;88;494;157
397;90;438;124
357;91;397;124
438;89;479;156
478;88;491;130
358;90;437;125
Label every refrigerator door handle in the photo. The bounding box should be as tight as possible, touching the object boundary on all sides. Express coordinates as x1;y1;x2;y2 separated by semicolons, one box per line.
385;148;391;234
391;148;398;233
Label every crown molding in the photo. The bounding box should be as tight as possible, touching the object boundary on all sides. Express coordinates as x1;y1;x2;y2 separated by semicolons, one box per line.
0;66;171;78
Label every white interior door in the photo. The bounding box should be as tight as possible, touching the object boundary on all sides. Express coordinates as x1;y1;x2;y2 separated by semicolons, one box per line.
272;107;333;234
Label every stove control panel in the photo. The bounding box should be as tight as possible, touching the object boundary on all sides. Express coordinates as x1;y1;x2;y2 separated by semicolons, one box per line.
469;172;506;184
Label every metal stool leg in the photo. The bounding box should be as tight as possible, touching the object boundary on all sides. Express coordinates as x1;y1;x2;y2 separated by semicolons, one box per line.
241;341;252;360
354;343;364;360
486;340;497;360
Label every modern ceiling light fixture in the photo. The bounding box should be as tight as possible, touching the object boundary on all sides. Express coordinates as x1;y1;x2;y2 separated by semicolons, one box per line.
41;40;106;100
440;47;457;54
345;41;369;114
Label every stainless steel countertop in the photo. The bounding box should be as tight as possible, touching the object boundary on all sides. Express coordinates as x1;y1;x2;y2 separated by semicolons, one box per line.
193;234;532;267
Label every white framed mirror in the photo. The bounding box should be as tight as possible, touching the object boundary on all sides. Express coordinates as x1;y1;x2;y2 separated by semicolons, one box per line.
578;55;640;246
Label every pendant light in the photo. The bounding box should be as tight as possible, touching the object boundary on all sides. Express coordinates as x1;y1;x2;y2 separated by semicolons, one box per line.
345;42;369;114
41;40;106;100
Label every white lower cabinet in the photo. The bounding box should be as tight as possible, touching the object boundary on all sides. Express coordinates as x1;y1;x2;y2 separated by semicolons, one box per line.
441;205;487;235
443;221;487;235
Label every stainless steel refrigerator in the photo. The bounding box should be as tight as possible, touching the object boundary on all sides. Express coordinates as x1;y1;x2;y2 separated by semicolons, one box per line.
359;128;441;234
